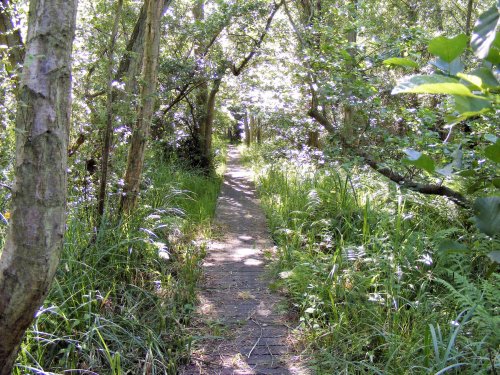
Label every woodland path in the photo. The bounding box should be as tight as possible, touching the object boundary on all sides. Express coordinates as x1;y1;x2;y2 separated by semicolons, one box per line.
181;146;307;375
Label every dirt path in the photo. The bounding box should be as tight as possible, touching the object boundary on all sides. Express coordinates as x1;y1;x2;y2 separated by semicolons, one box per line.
181;146;307;375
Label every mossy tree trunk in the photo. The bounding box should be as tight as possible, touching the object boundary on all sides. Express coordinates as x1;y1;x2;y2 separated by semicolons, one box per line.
0;0;78;372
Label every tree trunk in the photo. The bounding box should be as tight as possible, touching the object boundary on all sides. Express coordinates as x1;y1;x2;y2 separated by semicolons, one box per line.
256;118;262;144
465;0;474;36
192;0;210;163
120;0;163;214
307;130;319;148
0;0;77;372
249;114;257;145
244;111;251;147
98;0;124;220
342;0;357;142
203;77;222;160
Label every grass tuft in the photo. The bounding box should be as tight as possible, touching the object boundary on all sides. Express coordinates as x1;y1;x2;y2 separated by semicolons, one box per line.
244;143;499;374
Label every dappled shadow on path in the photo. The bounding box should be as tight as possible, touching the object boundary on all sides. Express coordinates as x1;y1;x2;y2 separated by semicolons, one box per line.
180;147;308;375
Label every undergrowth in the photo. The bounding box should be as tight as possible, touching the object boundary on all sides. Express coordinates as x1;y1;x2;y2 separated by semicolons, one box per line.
243;143;499;374
7;151;223;374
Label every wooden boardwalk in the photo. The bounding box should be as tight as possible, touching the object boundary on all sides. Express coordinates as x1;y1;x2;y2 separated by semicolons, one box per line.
180;147;307;375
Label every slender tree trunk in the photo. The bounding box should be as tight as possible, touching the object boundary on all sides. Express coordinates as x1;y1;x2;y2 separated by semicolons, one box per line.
434;1;444;31
307;130;319;148
244;111;251;147
465;0;474;36
120;0;163;214
256;118;262;144
342;0;357;142
203;77;222;160
192;0;210;162
97;0;124;220
249;114;257;145
0;0;77;372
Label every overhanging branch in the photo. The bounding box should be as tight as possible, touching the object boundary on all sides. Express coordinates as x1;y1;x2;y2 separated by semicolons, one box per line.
307;101;470;208
231;0;283;76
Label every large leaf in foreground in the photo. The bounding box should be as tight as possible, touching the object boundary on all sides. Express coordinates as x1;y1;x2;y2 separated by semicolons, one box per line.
473;197;500;237
392;75;479;97
471;4;500;60
485;140;500;163
453;95;492;114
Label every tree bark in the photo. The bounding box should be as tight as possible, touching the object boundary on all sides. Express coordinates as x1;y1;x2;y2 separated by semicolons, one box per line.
465;0;474;36
244;111;251;147
192;0;210;164
342;0;358;142
203;76;222;160
120;0;163;214
0;0;77;372
97;0;124;219
256;118;262;144
249;114;255;144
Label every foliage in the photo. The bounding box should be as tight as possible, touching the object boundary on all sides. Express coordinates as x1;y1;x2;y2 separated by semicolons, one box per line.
245;143;499;374
7;155;221;374
1;0;499;372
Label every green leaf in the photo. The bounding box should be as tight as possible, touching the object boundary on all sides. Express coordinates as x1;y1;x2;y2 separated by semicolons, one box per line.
402;149;435;173
457;73;484;90
462;69;499;94
431;57;464;75
428;34;468;63
485;31;500;64
487;251;500;263
438;239;468;252
453;95;492;114
484;140;500;163
473;197;500;236
458;170;475;177
471;5;500;59
493;177;500;188
485;134;498;143
383;57;419;68
436;163;454;176
392;75;480;97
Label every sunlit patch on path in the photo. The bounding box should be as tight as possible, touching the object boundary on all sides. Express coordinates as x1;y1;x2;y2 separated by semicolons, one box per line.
181;146;308;375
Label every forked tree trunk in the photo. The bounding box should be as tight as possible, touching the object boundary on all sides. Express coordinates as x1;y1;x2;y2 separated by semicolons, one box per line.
0;0;77;372
120;0;163;214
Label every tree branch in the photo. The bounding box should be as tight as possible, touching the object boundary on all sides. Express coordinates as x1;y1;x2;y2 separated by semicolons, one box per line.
231;0;284;76
306;94;470;208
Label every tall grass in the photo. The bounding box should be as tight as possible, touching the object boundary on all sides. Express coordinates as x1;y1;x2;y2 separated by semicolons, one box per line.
244;144;498;374
11;153;222;374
